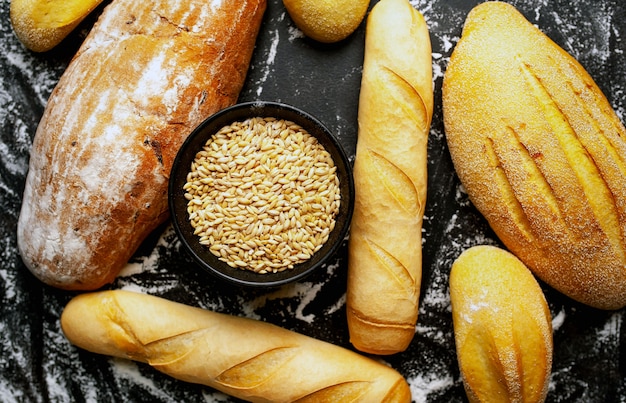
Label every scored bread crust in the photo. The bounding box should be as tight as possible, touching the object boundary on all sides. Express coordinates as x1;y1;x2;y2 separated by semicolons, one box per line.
17;0;266;290
346;0;433;355
442;1;626;309
60;290;412;402
450;245;553;403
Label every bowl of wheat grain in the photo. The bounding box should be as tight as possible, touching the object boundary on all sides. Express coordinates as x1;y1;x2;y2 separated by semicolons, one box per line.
169;101;354;287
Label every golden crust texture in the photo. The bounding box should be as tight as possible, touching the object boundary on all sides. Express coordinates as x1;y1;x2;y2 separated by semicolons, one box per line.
61;290;412;402
9;0;103;52
346;0;433;355
17;0;266;290
442;1;626;309
450;245;553;403
282;0;369;43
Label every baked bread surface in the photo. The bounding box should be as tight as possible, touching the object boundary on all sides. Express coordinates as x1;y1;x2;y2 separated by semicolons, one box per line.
61;290;412;402
443;1;626;309
10;0;105;52
17;0;266;290
346;0;433;355
450;245;553;403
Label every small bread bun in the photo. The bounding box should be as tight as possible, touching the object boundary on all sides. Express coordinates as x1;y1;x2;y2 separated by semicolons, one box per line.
282;0;369;43
10;0;104;52
443;1;626;309
450;245;553;403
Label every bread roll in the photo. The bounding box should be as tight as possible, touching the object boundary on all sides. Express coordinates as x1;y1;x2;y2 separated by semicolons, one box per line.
442;1;626;309
282;0;369;43
10;0;104;52
346;0;433;355
450;245;553;403
60;290;412;402
17;0;266;290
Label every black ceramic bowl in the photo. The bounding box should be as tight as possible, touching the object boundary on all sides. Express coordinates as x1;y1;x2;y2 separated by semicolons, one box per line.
168;101;354;287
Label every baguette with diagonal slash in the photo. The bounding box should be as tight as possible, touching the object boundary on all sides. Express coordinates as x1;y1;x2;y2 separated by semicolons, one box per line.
346;0;433;355
60;290;412;402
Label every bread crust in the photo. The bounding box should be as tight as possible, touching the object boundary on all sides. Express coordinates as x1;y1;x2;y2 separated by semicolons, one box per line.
61;290;412;402
450;245;553;403
17;0;266;290
442;1;626;309
9;0;104;52
346;0;433;355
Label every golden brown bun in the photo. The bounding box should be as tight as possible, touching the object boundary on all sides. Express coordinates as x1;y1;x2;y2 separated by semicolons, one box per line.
450;245;553;403
17;0;266;290
346;0;433;355
442;1;626;310
10;0;104;52
282;0;369;43
60;290;412;402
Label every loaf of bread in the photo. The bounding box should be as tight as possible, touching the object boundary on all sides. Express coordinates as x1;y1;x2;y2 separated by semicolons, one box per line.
10;0;104;52
346;0;433;355
442;1;626;309
450;245;553;403
17;0;266;290
60;290;412;402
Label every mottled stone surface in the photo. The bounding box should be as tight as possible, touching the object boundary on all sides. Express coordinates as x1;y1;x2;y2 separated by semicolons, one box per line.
1;0;625;401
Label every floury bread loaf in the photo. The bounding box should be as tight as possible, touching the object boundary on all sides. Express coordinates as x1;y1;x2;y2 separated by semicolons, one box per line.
450;245;553;403
346;0;433;354
442;1;626;309
17;0;266;290
60;290;412;402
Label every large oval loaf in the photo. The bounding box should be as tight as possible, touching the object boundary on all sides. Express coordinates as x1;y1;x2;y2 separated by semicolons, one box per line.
17;0;266;290
450;245;553;403
442;1;626;309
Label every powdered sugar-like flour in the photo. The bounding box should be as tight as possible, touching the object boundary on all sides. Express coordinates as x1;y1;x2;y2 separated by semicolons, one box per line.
2;0;625;402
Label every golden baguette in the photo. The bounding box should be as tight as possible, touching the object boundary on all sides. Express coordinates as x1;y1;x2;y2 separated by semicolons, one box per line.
450;245;553;403
60;290;412;402
346;0;433;355
17;0;266;290
442;1;626;309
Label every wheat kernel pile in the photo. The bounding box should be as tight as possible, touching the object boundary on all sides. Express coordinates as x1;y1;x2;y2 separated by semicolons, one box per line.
184;117;341;274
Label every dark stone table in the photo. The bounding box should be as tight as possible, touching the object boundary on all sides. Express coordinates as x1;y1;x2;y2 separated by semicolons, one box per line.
1;0;625;401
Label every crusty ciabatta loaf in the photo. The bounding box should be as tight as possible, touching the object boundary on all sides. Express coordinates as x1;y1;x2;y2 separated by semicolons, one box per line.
61;290;412;402
442;1;626;309
17;0;266;290
346;0;433;355
450;245;553;403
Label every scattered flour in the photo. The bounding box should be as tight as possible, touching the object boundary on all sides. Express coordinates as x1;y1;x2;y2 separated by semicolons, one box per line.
240;280;323;323
2;0;625;402
287;26;305;42
409;372;456;403
110;359;178;402
254;28;280;97
552;308;567;331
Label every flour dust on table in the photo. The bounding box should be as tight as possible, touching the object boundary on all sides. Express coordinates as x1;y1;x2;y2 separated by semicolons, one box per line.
1;0;625;401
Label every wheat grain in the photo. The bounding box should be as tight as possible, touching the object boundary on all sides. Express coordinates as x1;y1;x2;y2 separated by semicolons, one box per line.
184;117;341;273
